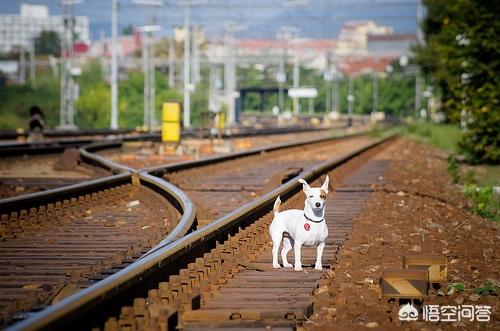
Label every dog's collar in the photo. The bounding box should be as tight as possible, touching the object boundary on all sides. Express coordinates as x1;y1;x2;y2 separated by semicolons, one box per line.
304;213;324;223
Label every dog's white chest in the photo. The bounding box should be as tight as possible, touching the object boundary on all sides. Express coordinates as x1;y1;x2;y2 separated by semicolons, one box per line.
299;221;328;246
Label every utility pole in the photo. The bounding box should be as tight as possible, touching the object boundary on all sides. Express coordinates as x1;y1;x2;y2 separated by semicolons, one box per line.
333;69;339;113
150;35;156;130
372;71;378;113
292;37;300;115
19;45;26;84
134;0;163;131
347;76;354;127
278;48;286;113
415;68;421;119
168;37;175;87
183;0;191;128
416;0;425;45
276;29;287;113
29;39;35;82
224;22;236;124
208;62;215;112
110;0;119;129
59;0;82;129
224;21;245;125
323;52;333;113
142;33;150;129
191;26;200;87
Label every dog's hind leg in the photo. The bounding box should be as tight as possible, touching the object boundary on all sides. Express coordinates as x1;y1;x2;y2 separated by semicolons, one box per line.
281;236;294;268
271;231;283;269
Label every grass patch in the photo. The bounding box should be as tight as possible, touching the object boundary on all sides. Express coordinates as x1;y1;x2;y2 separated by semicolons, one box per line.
474;281;500;296
463;184;500;221
473;164;500;186
402;122;462;153
331;128;345;138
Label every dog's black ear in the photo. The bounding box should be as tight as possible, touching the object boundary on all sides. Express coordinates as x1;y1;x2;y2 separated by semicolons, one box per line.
298;178;310;192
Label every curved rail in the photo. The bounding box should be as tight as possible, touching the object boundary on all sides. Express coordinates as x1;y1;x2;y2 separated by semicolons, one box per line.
6;171;198;331
1;141;198;330
0;133;160;157
79;142;135;174
0;172;130;215
9;134;396;331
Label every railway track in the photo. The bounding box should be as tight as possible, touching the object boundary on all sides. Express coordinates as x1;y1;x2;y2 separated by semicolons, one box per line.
0;133;159;199
1;128;348;327
0;151;194;329
0;152;111;199
0;126;339;198
95;129;335;171
7;133;396;331
159;134;375;224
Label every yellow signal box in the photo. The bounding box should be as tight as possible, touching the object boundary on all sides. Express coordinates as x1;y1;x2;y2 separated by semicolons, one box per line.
216;111;225;130
162;102;181;143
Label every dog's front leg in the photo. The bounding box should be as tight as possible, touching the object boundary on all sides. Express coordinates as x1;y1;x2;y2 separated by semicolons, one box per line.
294;241;303;271
315;241;325;270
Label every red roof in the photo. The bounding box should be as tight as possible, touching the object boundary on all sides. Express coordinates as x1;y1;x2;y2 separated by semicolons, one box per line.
337;57;395;77
367;33;417;42
73;41;89;54
237;39;336;51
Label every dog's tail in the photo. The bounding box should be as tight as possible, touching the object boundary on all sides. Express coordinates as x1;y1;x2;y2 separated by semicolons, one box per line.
273;196;281;214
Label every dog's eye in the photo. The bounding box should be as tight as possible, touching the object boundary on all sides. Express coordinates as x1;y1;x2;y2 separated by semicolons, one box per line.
309;195;313;198
321;195;326;199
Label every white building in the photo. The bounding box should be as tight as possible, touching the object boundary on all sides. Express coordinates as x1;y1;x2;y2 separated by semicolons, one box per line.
367;33;417;58
0;4;90;53
335;20;393;55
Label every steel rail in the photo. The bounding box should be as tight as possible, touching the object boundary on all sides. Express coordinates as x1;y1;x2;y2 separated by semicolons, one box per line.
0;133;160;157
0;172;131;215
79;142;135;174
9;134;396;331
0;125;337;156
146;131;366;175
1;137;198;331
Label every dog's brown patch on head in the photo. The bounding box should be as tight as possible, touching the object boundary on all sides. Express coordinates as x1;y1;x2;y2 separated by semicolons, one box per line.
320;189;327;200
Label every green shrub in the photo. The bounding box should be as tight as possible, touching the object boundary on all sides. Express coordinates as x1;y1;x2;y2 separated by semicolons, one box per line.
447;155;461;183
415;0;500;164
463;184;500;221
474;281;499;296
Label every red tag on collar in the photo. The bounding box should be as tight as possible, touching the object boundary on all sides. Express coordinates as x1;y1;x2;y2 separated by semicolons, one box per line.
304;223;311;231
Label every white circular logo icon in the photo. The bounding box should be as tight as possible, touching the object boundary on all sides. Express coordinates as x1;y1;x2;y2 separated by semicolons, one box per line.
399;303;419;321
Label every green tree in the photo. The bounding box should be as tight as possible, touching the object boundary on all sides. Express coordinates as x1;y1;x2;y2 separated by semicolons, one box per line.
122;24;134;35
118;71;183;128
35;31;61;56
76;83;110;128
415;0;500;163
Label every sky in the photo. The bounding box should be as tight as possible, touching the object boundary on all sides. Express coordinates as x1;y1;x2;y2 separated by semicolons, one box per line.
0;0;420;41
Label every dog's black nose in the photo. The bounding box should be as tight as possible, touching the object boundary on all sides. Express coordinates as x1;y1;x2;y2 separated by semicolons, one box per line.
315;202;321;208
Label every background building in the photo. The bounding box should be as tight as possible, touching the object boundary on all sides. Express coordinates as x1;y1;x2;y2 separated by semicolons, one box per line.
367;33;417;58
0;4;89;53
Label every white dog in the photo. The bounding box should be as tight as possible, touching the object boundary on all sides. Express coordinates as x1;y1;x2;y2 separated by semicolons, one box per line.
269;176;329;271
